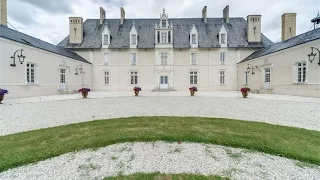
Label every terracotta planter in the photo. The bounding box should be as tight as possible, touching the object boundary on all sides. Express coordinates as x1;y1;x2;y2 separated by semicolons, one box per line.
0;94;4;104
242;91;248;98
190;90;195;96
82;92;88;98
134;90;139;96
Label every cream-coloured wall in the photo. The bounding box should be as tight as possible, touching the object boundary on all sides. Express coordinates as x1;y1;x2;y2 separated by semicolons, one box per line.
237;39;320;97
0;38;93;99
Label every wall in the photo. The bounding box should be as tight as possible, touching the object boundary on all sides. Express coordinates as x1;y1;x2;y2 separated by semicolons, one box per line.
0;38;93;99
237;40;320;97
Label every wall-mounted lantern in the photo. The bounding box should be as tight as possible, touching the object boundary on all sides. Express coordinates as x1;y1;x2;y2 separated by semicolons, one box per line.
246;64;256;75
10;49;26;67
308;47;320;66
75;65;83;75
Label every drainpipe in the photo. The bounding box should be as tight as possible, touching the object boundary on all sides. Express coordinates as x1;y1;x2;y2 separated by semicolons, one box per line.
91;49;94;91
208;48;210;90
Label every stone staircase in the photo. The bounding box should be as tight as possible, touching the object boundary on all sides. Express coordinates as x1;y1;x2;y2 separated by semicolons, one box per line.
152;88;177;92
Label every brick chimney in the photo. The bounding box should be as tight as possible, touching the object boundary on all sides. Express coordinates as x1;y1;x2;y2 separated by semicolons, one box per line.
282;13;296;41
100;7;106;25
120;7;125;25
202;6;207;23
69;17;83;44
223;5;229;23
0;0;7;26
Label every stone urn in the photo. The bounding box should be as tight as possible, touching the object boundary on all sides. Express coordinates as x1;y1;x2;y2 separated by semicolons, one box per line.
133;87;142;96
82;92;88;98
189;87;198;96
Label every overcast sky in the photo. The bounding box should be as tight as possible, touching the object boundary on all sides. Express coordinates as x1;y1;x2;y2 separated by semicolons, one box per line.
6;0;320;45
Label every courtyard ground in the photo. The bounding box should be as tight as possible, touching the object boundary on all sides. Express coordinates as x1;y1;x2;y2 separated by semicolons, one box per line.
0;91;319;136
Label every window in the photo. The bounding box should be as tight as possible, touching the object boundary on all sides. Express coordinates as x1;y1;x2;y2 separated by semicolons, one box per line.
60;69;66;83
130;71;138;85
191;53;197;65
131;34;137;45
161;32;167;43
297;62;307;83
104;35;109;45
221;33;226;44
130;53;137;65
191;34;197;44
220;70;225;85
26;63;36;84
161;53;168;65
244;73;248;84
162;20;166;28
265;68;271;83
190;71;198;85
220;52;226;65
104;71;110;85
104;53;108;65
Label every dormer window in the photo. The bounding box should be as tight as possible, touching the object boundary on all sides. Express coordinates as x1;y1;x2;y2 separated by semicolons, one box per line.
161;32;167;43
131;34;137;45
162;20;166;28
130;21;138;48
103;35;109;45
102;26;111;48
221;33;226;44
190;23;198;48
191;34;197;44
219;25;227;47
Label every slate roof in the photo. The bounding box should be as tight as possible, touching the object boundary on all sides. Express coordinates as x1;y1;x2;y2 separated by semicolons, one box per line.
0;25;90;64
58;18;273;49
240;27;320;63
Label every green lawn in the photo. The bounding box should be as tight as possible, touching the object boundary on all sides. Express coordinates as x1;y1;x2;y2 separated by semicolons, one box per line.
104;173;229;180
0;117;320;172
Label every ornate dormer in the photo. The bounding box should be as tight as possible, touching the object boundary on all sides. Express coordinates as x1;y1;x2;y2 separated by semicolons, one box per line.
102;24;111;48
130;21;138;48
190;23;198;48
155;8;173;44
219;24;227;47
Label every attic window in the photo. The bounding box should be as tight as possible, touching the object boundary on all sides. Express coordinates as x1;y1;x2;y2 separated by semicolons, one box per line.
162;20;166;28
221;33;226;44
131;34;137;45
191;34;197;44
104;35;109;45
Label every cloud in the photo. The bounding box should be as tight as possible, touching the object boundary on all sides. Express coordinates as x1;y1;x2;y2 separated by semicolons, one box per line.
6;0;320;44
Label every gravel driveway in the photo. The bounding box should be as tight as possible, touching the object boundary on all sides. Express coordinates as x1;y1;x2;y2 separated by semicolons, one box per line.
0;92;319;136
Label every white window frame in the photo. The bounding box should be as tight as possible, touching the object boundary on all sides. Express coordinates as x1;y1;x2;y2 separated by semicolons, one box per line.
220;52;227;65
162;20;166;28
190;52;198;65
161;52;168;65
191;34;197;44
130;53;137;65
264;67;271;83
221;33;226;44
219;25;227;47
102;27;111;48
130;71;138;85
219;70;226;85
103;53;109;65
294;61;307;83
26;62;38;85
161;32;167;43
103;35;109;45
103;71;110;85
131;34;137;45
60;69;66;84
189;71;198;85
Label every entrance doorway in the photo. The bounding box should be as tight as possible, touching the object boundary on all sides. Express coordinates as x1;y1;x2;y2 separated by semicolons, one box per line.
60;69;67;90
160;76;169;89
263;67;271;89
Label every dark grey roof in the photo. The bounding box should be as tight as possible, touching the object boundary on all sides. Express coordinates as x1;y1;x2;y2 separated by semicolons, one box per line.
58;18;273;49
0;25;90;64
240;27;320;63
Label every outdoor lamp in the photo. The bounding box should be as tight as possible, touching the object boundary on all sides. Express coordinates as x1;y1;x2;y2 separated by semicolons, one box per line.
308;47;320;66
10;49;26;67
247;64;255;75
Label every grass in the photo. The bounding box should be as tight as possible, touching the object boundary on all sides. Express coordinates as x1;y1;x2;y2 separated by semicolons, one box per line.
104;173;229;180
0;116;320;172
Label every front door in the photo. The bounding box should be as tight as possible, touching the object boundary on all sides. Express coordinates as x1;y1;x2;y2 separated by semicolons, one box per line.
263;67;271;89
60;69;67;90
160;76;169;89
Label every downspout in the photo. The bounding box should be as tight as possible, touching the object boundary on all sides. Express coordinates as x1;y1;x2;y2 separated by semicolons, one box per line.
208;48;210;90
91;49;94;91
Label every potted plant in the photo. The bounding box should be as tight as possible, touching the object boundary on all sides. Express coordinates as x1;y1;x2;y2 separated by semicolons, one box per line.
78;88;90;98
0;89;9;104
189;87;198;96
240;87;250;98
133;87;142;96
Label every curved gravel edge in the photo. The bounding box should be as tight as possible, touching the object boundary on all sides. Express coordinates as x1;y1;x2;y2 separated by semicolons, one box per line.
0;142;319;180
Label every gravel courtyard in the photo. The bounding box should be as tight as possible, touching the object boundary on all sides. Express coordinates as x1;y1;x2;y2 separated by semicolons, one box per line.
0;91;320;136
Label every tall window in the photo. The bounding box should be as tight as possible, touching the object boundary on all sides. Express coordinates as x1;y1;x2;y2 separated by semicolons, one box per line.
104;71;110;85
220;70;225;85
104;53;108;65
60;69;66;83
130;71;138;85
220;52;226;65
104;35;109;45
297;62;307;83
161;32;167;43
26;63;36;84
191;53;197;65
191;34;197;44
161;53;168;65
162;20;166;28
130;53;137;65
221;33;226;44
265;68;271;82
190;71;198;85
131;34;137;45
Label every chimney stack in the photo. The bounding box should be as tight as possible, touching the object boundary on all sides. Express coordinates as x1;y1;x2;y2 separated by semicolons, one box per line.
69;17;83;44
202;6;207;23
120;7;125;25
0;0;7;26
282;13;296;41
223;5;229;23
247;15;262;42
100;7;106;25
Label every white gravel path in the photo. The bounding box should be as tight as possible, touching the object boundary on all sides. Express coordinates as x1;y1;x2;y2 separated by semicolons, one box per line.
0;142;319;180
0;92;319;136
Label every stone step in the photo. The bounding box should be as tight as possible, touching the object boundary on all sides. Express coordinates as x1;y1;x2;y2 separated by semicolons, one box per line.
152;88;177;92
252;89;273;94
58;90;78;94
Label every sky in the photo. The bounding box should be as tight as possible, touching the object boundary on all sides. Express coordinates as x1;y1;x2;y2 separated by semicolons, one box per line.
6;0;320;45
